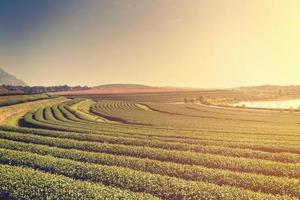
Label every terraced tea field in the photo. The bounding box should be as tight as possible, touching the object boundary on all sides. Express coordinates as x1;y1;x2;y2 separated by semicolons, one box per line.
0;93;51;107
0;95;65;126
0;97;299;199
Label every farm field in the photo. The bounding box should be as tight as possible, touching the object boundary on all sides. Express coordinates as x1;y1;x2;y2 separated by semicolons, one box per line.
3;1;300;199
0;95;298;199
61;85;300;104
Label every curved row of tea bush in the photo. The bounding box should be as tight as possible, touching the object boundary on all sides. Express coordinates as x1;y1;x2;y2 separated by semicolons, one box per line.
0;164;155;200
2;125;299;164
26;99;300;142
6;98;298;199
0;138;298;197
0;130;298;179
91;100;143;111
23;105;300;155
89;102;300;145
0;148;293;200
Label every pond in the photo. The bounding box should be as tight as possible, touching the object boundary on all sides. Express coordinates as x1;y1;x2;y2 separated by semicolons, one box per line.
232;99;300;109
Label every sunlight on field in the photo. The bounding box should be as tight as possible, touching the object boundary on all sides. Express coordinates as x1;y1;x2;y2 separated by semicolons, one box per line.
135;103;150;111
69;99;109;122
0;96;299;199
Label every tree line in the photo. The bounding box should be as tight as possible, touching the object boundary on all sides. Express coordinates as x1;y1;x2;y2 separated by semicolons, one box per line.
1;85;89;94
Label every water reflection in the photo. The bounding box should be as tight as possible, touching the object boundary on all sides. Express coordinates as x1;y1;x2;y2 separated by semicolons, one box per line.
233;99;300;109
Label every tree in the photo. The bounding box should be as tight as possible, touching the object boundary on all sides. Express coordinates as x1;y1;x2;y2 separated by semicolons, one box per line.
184;98;188;104
191;98;195;104
198;96;204;103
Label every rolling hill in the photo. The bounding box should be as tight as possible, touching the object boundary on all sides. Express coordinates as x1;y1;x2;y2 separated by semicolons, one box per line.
56;84;192;95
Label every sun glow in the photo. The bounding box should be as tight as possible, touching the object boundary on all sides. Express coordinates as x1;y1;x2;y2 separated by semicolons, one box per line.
1;0;300;87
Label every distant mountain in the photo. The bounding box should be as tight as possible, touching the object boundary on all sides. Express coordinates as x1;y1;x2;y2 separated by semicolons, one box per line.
0;68;27;86
56;83;192;95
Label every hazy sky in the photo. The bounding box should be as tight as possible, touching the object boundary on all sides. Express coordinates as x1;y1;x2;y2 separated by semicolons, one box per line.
1;0;300;87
